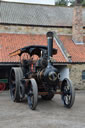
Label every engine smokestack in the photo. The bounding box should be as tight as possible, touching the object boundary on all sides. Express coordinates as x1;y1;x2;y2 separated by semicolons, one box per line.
46;31;53;59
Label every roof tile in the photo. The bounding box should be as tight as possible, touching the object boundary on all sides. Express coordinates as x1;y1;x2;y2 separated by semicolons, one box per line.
1;33;85;63
59;36;85;62
0;33;66;63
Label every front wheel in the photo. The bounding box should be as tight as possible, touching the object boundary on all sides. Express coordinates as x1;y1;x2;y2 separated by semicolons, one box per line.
61;78;75;108
27;78;38;110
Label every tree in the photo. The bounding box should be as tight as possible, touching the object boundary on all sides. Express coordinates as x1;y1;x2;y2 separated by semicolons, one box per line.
75;0;83;4
82;0;85;6
55;0;85;6
55;0;67;6
71;0;85;6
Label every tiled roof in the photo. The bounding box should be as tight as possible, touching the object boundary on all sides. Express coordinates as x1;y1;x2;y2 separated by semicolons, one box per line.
0;1;85;27
0;33;66;63
59;36;85;63
0;33;85;64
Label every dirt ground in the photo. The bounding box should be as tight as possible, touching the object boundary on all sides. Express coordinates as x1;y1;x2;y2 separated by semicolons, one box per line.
0;91;85;128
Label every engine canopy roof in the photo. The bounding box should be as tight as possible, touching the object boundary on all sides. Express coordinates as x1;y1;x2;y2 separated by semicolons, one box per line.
9;45;57;57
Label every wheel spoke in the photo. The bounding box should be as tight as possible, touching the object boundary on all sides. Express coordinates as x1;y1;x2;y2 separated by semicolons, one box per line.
64;96;68;105
28;90;33;97
11;81;16;85
28;95;33;107
12;87;16;92
64;95;71;105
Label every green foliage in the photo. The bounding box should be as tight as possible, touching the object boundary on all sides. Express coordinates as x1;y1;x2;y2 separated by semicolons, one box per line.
71;1;76;6
55;0;85;7
71;0;85;6
55;0;67;6
82;0;85;6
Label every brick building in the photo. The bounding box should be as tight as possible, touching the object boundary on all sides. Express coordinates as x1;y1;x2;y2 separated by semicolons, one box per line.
0;1;85;89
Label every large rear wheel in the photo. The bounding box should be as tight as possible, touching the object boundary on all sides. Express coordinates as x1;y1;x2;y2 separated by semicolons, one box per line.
9;67;25;102
27;78;38;110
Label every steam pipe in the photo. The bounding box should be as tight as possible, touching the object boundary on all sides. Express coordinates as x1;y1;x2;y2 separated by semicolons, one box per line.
46;31;53;59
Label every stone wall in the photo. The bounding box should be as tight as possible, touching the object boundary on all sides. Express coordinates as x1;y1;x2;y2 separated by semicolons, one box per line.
0;24;85;35
69;64;85;90
0;25;72;35
0;24;85;36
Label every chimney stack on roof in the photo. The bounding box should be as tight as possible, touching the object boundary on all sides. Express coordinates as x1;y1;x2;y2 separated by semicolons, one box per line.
72;0;83;44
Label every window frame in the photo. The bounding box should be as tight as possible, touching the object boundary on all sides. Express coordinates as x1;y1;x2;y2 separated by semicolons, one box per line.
82;70;85;80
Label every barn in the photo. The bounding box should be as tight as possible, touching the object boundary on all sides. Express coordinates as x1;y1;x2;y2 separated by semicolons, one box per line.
0;1;85;90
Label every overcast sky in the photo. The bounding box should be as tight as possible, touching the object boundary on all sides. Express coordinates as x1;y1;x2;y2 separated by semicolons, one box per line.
1;0;55;5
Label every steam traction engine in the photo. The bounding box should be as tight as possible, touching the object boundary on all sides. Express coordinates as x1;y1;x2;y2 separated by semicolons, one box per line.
9;32;75;110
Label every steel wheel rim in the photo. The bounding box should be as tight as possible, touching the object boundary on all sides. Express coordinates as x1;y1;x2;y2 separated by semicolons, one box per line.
10;70;16;100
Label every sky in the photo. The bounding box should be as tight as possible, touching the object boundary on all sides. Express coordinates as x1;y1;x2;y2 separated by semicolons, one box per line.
1;0;55;5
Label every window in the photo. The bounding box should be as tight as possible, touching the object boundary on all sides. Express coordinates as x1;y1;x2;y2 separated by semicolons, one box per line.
82;70;85;80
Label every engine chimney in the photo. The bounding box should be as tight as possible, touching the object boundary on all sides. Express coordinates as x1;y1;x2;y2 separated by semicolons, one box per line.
72;0;83;44
46;31;53;59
